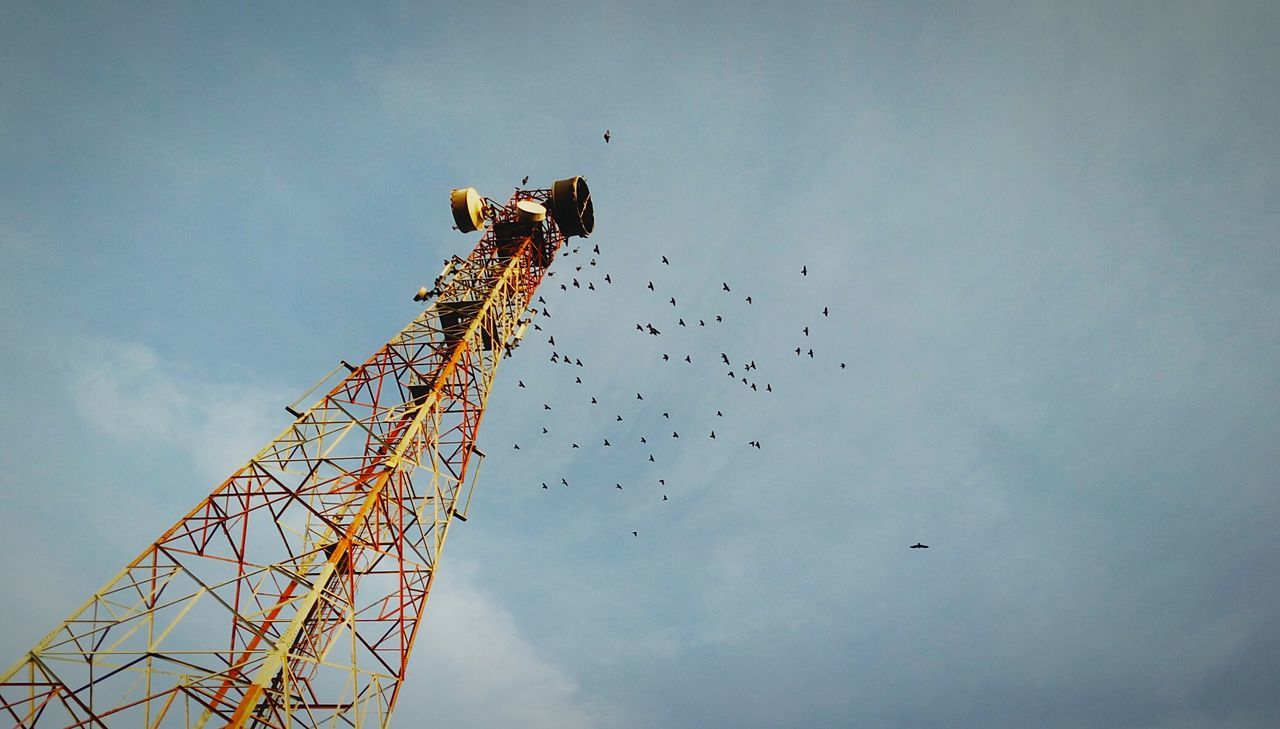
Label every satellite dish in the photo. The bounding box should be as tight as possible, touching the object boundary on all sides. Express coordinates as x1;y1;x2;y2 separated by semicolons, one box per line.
450;187;487;233
516;200;547;223
549;176;594;238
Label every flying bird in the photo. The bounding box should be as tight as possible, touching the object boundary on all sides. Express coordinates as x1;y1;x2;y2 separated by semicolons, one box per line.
722;282;730;292
663;412;670;419
518;380;526;388
603;129;611;143
710;430;716;439
593;244;600;254
572;443;579;448
662;255;670;265
716;410;723;416
617;415;623;421
673;431;679;438
648;281;655;291
542;483;548;489
605;274;612;284
647;324;660;335
561;478;569;486
808;349;814;358
544;404;551;410
910;543;929;549
745;296;752;304
721;353;730;365
640;436;647;444
679;318;686;327
823;306;829;317
591;396;598;404
662;495;668;501
513;443;520;450
669;297;676;306
522;175;529;185
575;376;582;384
636;393;644;400
840;363;847;369
549;335;556;346
803;326;810;336
685;355;692;363
649;454;655;462
699;319;706;327
662;354;670;361
542;427;548;433
604;438;611;447
588;282;595;290
715;315;723;322
801;265;808;276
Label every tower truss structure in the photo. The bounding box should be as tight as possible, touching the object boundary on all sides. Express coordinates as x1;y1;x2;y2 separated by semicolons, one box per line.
1;177;594;728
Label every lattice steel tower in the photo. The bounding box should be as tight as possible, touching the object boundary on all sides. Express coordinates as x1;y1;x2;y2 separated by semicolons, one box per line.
1;177;595;727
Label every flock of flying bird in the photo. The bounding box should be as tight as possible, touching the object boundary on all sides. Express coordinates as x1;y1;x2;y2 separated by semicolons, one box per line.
498;129;929;549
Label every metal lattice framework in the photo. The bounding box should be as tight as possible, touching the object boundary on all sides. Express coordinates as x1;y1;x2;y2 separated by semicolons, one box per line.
1;181;588;728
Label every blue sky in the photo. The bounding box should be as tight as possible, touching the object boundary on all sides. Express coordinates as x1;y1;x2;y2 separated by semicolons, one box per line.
2;2;1278;727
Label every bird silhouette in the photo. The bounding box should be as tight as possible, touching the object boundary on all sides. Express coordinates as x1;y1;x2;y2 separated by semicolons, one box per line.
518;380;526;388
745;296;752;304
636;324;644;331
823;306;829;317
803;326;810;336
633;531;638;536
795;347;801;356
710;430;716;439
808;349;814;358
663;412;670;419
617;415;623;421
662;255;670;265
575;376;582;384
679;318;686;326
542;483;548;489
603;129;611;143
572;278;580;288
716;410;723;416
766;384;772;392
647;281;655;291
722;282;730;292
561;478;569;486
801;265;808;276
649;454;655;462
640;436;647;443
716;315;723;322
662;495;668;501
544;404;551;410
522;175;529;185
669;297;676;306
548;335;556;346
721;353;730;365
662;354;670;361
542;427;548;433
673;431;679;438
593;244;600;254
591;396;598;404
588;282;595;290
576;358;583;366
604;438;612;447
636;392;644;400
659;479;665;485
560;284;566;290
699;319;706;327
513;443;520;450
572;443;579;449
910;543;929;549
685;355;692;363
604;274;612;284
840;363;847;369
647;324;660;335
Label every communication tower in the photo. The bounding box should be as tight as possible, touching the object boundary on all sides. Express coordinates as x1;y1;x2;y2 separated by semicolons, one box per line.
0;177;595;727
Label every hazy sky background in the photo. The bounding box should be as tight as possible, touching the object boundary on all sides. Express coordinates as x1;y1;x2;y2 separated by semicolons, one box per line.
2;2;1278;727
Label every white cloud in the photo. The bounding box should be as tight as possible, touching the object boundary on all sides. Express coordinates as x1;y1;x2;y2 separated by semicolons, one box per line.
401;565;621;729
69;337;287;481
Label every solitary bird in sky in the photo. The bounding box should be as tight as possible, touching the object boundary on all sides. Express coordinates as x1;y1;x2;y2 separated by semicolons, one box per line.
617;415;623;421
721;353;730;365
823;306;829;317
662;255;670;265
522;175;529;185
605;274;612;284
542;427;548;433
716;410;723;416
840;363;847;369
591;396;598;404
710;430;716;439
640;437;647;444
593;244;600;254
662;495;668;501
801;265;808;276
663;412;670;419
632;531;638;536
604;438;611;447
513;443;520;450
575;376;582;383
603;129;611;143
699;319;706;327
571;443;579;449
543;404;551;410
549;335;556;346
685;355;692;363
561;478;569;486
636;392;644;400
673;431;679;438
518;380;526;388
745;295;752;304
679;318;686;327
716;315;723;322
910;543;929;549
662;354;670;361
722;282;730;292
808;349;814;358
648;281;655;291
649;454;656;462
803;326;810;336
669;297;677;306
